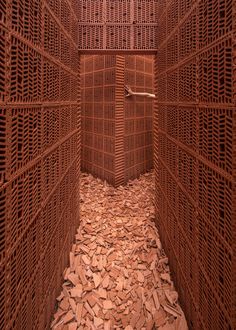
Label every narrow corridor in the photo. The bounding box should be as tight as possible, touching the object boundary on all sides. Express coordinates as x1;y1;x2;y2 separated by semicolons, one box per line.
1;0;235;328
51;173;187;330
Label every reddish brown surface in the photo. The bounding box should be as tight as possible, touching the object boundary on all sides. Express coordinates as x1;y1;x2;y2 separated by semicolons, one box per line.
124;55;154;182
81;55;117;185
155;1;236;329
0;0;80;328
0;0;235;329
81;55;154;186
78;0;158;53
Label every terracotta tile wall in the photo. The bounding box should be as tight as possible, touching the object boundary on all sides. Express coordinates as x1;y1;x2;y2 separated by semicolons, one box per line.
155;1;236;328
0;0;80;328
81;55;154;186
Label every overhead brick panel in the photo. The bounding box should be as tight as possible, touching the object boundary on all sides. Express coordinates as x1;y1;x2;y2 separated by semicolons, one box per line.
78;0;158;53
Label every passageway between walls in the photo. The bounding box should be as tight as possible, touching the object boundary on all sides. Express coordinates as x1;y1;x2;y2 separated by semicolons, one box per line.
51;172;187;329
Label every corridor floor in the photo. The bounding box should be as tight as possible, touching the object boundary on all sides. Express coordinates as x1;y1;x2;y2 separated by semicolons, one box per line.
51;172;187;330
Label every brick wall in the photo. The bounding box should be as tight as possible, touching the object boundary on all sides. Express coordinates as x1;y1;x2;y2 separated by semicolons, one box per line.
81;55;154;186
124;55;154;182
155;1;236;328
0;0;80;328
